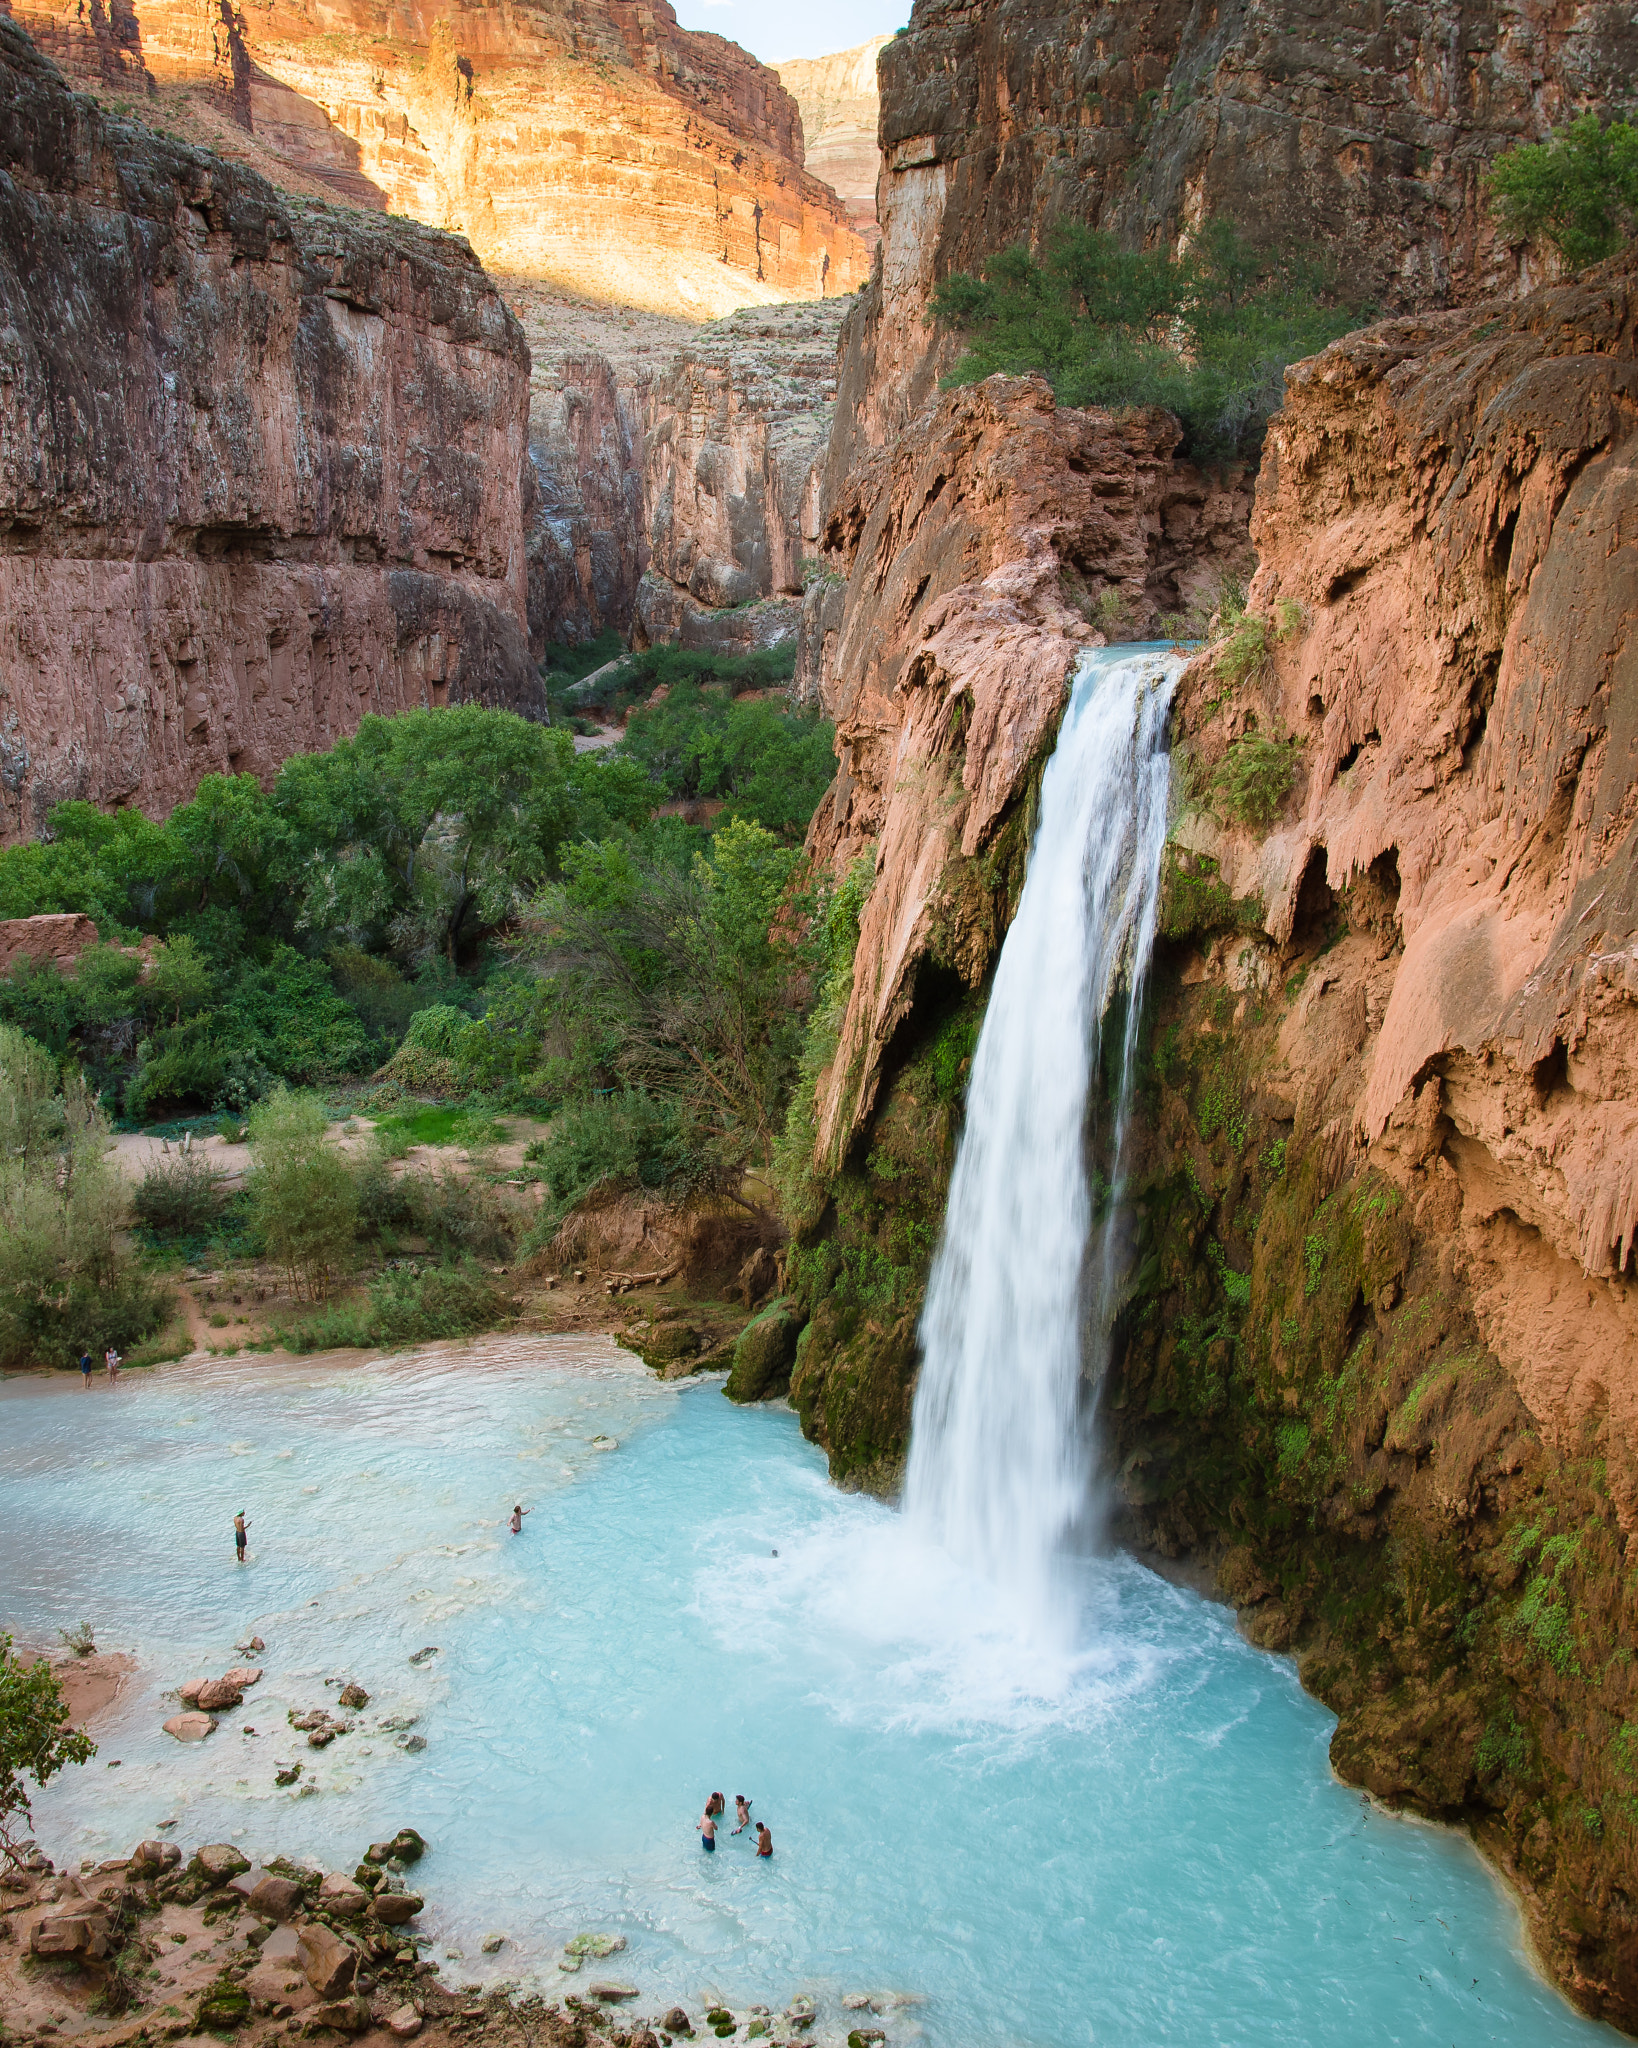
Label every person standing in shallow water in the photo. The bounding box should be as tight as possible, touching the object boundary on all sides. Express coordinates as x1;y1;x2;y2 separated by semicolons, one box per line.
699;1801;718;1854
510;1504;530;1534
234;1511;249;1562
732;1795;752;1834
755;1823;772;1859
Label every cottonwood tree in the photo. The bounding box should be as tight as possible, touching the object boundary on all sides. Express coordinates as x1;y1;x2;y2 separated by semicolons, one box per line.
0;1634;95;1868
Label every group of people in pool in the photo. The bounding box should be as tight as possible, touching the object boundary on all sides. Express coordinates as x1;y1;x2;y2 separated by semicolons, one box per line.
700;1792;772;1859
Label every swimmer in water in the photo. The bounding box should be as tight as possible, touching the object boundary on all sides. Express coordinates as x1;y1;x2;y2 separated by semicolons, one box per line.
705;1792;725;1818
732;1795;752;1834
510;1504;530;1534
700;1804;718;1854
755;1823;772;1859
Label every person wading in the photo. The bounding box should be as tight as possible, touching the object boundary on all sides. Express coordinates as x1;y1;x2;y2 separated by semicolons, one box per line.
755;1822;773;1859
234;1511;250;1563
510;1504;531;1534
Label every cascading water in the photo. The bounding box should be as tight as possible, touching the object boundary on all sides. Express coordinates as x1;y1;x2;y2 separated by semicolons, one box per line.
904;643;1183;1640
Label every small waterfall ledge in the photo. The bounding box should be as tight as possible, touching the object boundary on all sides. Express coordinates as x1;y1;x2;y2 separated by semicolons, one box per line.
905;643;1183;1639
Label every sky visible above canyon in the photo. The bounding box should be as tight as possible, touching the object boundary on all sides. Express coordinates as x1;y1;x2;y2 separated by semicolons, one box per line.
675;0;904;62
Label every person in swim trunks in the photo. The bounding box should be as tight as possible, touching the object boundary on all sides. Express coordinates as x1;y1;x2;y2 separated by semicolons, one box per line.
755;1823;772;1859
234;1511;250;1562
699;1804;718;1853
732;1795;752;1834
79;1353;93;1388
510;1504;530;1533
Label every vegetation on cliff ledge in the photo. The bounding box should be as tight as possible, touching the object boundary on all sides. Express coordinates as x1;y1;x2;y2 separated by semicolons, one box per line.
931;220;1365;459
1489;115;1638;270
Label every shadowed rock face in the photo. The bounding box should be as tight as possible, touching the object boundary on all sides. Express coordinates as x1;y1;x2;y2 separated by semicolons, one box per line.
7;0;870;320
829;0;1638;494
0;19;536;836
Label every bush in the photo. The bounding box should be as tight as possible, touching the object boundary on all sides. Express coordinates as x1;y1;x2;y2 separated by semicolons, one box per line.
133;1151;227;1238
1489;115;1638;270
247;1088;359;1301
0;1026;168;1366
1212;733;1299;829
616;683;837;842
524;1091;700;1248
282;1260;507;1353
931;218;1365;459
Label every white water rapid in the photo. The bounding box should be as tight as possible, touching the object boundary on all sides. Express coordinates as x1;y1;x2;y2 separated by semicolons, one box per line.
904;643;1184;1641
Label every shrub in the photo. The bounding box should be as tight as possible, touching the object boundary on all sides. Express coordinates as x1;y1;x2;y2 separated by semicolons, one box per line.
1;1633;96;1864
0;1027;168;1366
931;218;1365;460
1488;115;1638;270
247;1088;359;1301
282;1260;507;1353
1212;733;1298;828
133;1151;227;1239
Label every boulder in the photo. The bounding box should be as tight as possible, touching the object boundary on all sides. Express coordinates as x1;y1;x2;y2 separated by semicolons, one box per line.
196;1678;245;1711
663;2011;694;2037
192;1843;252;1884
318;1872;368;1917
261;1925;302;1966
235;1635;266;1654
382;2008;423;2040
222;1666;263;1688
30;1913;111;1958
480;1932;507;1954
298;1922;359;1998
179;1678;208;1705
588;1980;639;2001
196;1980;252;2031
725;1299;804;1403
164;1711;217;1741
369;1891;423;1926
307;1995;373;2034
249;1873;306;1922
337;1683;369;1709
129;1839;182;1876
366;1828;426;1865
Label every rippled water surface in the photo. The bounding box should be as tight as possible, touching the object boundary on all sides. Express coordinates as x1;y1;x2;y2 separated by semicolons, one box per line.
0;1341;1615;2046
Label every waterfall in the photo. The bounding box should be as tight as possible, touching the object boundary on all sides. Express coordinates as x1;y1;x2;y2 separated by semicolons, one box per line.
904;643;1183;1641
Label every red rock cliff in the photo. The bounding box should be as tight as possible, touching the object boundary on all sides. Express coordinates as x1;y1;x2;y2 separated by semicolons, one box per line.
8;0;871;320
0;18;536;837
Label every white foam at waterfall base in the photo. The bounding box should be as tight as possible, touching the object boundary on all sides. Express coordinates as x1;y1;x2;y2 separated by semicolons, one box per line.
906;644;1182;1646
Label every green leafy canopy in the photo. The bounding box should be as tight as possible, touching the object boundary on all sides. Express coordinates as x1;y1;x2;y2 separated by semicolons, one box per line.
1;1633;96;1863
1488;114;1638;270
930;218;1366;460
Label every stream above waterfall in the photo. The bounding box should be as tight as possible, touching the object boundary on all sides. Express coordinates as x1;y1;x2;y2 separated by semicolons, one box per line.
0;1342;1618;2047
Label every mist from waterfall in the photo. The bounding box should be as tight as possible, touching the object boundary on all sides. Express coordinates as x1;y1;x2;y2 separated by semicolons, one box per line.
904;643;1183;1642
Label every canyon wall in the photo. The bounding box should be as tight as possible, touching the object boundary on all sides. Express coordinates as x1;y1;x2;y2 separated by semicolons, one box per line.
775;37;887;249
0;19;536;836
828;0;1638;493
6;0;871;320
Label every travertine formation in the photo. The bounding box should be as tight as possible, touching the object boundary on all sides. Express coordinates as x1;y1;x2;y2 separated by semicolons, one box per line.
1191;245;1638;1514
0;19;535;836
774;37;887;247
7;0;870;319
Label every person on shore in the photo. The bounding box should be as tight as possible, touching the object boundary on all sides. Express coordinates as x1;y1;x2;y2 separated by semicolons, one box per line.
104;1346;120;1383
732;1795;752;1835
699;1803;718;1854
755;1823;772;1859
510;1504;530;1534
234;1511;250;1562
79;1353;93;1388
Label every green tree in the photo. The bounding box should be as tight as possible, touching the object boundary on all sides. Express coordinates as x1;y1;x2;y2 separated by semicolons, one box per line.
617;683;837;841
0;1026;167;1367
275;705;649;966
247;1088;359;1301
1489;114;1638;270
0;1634;95;1866
931;219;1364;459
525;819;814;1170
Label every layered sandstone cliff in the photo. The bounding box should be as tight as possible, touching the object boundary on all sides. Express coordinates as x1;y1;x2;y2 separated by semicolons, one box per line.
0;19;535;835
775;38;887;248
8;0;870;319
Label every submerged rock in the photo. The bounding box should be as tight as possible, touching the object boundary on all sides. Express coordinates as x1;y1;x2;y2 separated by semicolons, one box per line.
565;1932;626;1957
589;1979;639;2001
480;1931;508;1954
338;1682;370;1709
